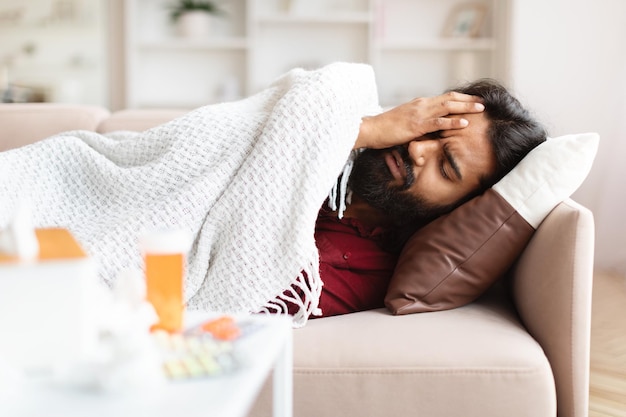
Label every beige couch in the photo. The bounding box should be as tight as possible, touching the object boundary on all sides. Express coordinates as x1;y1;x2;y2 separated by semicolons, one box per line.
0;103;594;417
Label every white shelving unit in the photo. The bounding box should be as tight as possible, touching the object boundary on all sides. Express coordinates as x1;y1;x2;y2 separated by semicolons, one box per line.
0;0;108;105
123;0;510;109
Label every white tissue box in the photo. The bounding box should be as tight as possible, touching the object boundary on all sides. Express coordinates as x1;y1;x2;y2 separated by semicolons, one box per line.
0;228;99;373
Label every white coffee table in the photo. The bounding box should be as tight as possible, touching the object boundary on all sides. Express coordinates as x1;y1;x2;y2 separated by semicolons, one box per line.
0;313;293;417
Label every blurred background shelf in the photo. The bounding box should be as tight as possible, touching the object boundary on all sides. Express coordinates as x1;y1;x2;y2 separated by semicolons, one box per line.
124;0;510;109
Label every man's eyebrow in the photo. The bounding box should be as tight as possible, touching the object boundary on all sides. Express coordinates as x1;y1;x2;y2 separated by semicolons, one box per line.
443;145;462;180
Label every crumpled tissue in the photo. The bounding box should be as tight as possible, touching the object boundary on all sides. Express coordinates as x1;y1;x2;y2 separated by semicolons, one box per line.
55;269;166;393
0;202;39;261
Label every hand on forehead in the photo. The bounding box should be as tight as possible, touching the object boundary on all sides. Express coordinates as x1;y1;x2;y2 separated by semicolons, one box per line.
356;91;486;151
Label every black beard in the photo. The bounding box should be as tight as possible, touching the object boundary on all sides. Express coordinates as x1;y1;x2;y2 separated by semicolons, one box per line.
349;146;454;227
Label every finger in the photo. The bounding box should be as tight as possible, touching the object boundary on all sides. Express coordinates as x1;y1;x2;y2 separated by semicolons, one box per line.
447;117;470;129
442;100;485;114
421;117;468;134
442;91;484;103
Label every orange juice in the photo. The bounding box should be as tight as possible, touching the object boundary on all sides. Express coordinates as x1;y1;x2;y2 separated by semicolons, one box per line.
141;230;191;333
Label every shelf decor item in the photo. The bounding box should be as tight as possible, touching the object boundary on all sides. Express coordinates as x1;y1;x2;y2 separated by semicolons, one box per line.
442;2;487;38
168;0;223;38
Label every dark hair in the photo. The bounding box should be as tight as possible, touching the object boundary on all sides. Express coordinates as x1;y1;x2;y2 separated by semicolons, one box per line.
449;79;547;191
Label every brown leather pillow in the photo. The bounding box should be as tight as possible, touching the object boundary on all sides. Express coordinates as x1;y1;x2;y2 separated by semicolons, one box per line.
385;189;534;315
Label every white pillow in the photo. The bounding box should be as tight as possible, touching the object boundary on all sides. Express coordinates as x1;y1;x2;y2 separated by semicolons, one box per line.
493;132;599;228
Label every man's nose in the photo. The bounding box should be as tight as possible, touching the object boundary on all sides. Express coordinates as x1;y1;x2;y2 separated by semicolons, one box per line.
408;139;439;167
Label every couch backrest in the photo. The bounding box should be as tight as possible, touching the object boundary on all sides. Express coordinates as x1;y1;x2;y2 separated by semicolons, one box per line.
0;104;188;152
0;103;110;152
96;109;188;134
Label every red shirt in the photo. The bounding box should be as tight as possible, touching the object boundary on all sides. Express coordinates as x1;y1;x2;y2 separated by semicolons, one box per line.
313;208;399;318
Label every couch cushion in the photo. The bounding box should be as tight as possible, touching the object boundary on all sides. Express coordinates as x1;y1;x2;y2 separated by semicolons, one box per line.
249;285;556;417
0;103;110;152
97;109;188;133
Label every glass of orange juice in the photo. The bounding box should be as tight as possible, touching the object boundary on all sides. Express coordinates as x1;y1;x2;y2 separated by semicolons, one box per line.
140;230;192;333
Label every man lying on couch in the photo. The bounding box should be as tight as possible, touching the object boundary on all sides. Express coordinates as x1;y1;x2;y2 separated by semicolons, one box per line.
313;78;546;318
0;63;546;326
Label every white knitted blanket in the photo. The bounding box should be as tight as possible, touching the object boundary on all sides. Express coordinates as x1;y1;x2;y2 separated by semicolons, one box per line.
0;63;380;326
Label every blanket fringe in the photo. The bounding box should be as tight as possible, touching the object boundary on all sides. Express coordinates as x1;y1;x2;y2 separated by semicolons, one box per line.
328;150;360;219
261;151;361;326
259;258;323;328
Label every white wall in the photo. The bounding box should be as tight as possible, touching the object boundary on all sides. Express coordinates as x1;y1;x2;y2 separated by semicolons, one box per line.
509;0;626;274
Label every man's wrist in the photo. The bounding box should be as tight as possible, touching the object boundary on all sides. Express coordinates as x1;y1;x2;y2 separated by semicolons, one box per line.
355;116;375;149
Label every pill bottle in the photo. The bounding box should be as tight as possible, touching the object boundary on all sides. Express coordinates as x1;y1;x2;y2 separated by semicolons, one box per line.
140;230;191;333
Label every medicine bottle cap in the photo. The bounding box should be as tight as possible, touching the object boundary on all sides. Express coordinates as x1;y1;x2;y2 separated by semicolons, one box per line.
140;229;192;254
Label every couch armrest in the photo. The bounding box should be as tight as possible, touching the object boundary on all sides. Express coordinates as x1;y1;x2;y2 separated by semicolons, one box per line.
510;199;594;417
0;103;110;152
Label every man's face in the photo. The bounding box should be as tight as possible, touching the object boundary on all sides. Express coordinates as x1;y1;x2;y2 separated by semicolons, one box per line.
350;112;496;224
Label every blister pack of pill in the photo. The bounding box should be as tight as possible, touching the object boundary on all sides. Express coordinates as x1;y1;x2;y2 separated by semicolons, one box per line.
152;331;238;380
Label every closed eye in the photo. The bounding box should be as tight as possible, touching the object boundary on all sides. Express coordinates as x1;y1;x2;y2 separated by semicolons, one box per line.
439;158;450;180
442;144;462;181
